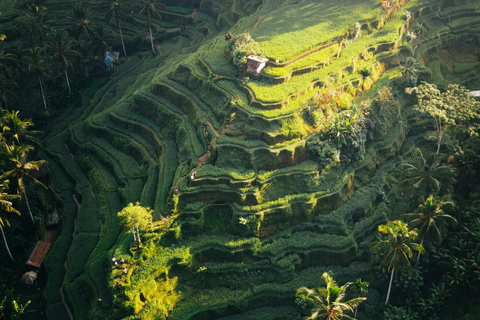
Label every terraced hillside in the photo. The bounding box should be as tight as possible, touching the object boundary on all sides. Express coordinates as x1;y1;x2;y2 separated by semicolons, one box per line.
37;0;480;319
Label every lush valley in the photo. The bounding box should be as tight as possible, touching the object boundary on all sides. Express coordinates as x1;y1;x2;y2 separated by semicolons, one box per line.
0;0;479;319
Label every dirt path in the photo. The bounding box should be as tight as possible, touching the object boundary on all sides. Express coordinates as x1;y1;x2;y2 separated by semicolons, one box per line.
56;193;80;320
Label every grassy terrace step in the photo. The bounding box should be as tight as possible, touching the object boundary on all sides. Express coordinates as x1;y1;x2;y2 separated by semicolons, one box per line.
244;0;425;104
169;64;231;120
155;78;221;128
108;103;179;212
169;261;371;320
130;92;206;158
90;118;158;168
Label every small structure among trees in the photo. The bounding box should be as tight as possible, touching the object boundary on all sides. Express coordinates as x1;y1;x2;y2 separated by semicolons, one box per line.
225;33;266;74
25;241;51;268
246;55;269;75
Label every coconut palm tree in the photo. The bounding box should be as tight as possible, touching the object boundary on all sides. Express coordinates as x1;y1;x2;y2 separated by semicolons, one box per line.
69;2;93;40
403;196;456;261
103;0;128;57
371;220;424;304
45;30;80;92
138;1;166;55
358;68;371;100
24;47;51;110
0;50;18;109
0;180;21;262
296;272;366;320
349;278;368;319
399;57;419;85
0;143;46;223
401;148;454;199
86;24;112;58
15;4;50;42
1;110;40;146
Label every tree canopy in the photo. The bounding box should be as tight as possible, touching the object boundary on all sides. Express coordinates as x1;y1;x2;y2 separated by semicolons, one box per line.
117;201;153;243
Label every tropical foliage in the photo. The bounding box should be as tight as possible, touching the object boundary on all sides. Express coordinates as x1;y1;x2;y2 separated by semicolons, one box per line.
296;272;366;320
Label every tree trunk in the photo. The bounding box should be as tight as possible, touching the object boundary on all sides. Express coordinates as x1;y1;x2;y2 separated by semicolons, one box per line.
436;118;442;155
115;11;127;57
0;224;14;262
2;90;8;110
64;69;71;92
39;75;48;110
118;23;127;57
131;228;136;242
385;267;395;304
436;130;442;155
417;237;424;262
148;12;156;55
23;189;34;223
136;224;141;244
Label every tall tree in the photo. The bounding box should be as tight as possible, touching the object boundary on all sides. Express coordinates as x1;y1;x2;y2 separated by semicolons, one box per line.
1;110;40;146
0;144;46;223
86;24;111;58
371;220;424;304
358;68;371;101
138;1;166;55
406;82;480;155
401;148;455;199
69;2;93;40
349;278;368;319
0;180;21;262
117;202;153;243
15;4;50;42
45;30;80;92
403;196;456;261
399;57;419;86
0;50;18;109
103;0;128;57
296;272;366;320
24;47;51;110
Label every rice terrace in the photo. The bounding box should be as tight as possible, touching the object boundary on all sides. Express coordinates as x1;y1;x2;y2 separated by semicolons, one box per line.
0;0;479;319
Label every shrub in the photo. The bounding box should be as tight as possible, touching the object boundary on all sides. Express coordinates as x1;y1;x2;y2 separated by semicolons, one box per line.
227;33;265;67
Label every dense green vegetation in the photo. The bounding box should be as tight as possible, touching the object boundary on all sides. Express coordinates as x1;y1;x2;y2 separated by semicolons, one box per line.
0;0;480;319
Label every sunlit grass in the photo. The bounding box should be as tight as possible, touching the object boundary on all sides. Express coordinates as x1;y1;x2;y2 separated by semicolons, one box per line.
251;0;383;61
247;12;407;102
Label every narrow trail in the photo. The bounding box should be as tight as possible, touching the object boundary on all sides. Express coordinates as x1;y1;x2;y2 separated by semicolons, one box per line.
57;193;80;320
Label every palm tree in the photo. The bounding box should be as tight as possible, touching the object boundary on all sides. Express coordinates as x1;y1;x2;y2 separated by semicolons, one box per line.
86;24;112;58
358;68;371;100
1;110;40;146
349;278;368;319
103;0;128;57
296;272;366;320
45;30;80;92
400;148;454;199
15;4;50;42
0;72;17;110
0;180;21;262
399;57;419;85
138;1;166;55
403;196;456;261
371;220;424;304
0;144;46;224
24;47;51;110
69;2;93;40
0;50;18;109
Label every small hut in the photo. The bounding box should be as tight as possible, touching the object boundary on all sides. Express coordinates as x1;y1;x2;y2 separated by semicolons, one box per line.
104;51;120;68
26;241;51;268
246;55;269;75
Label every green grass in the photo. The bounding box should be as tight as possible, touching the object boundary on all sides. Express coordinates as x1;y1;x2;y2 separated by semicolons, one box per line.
251;0;382;61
